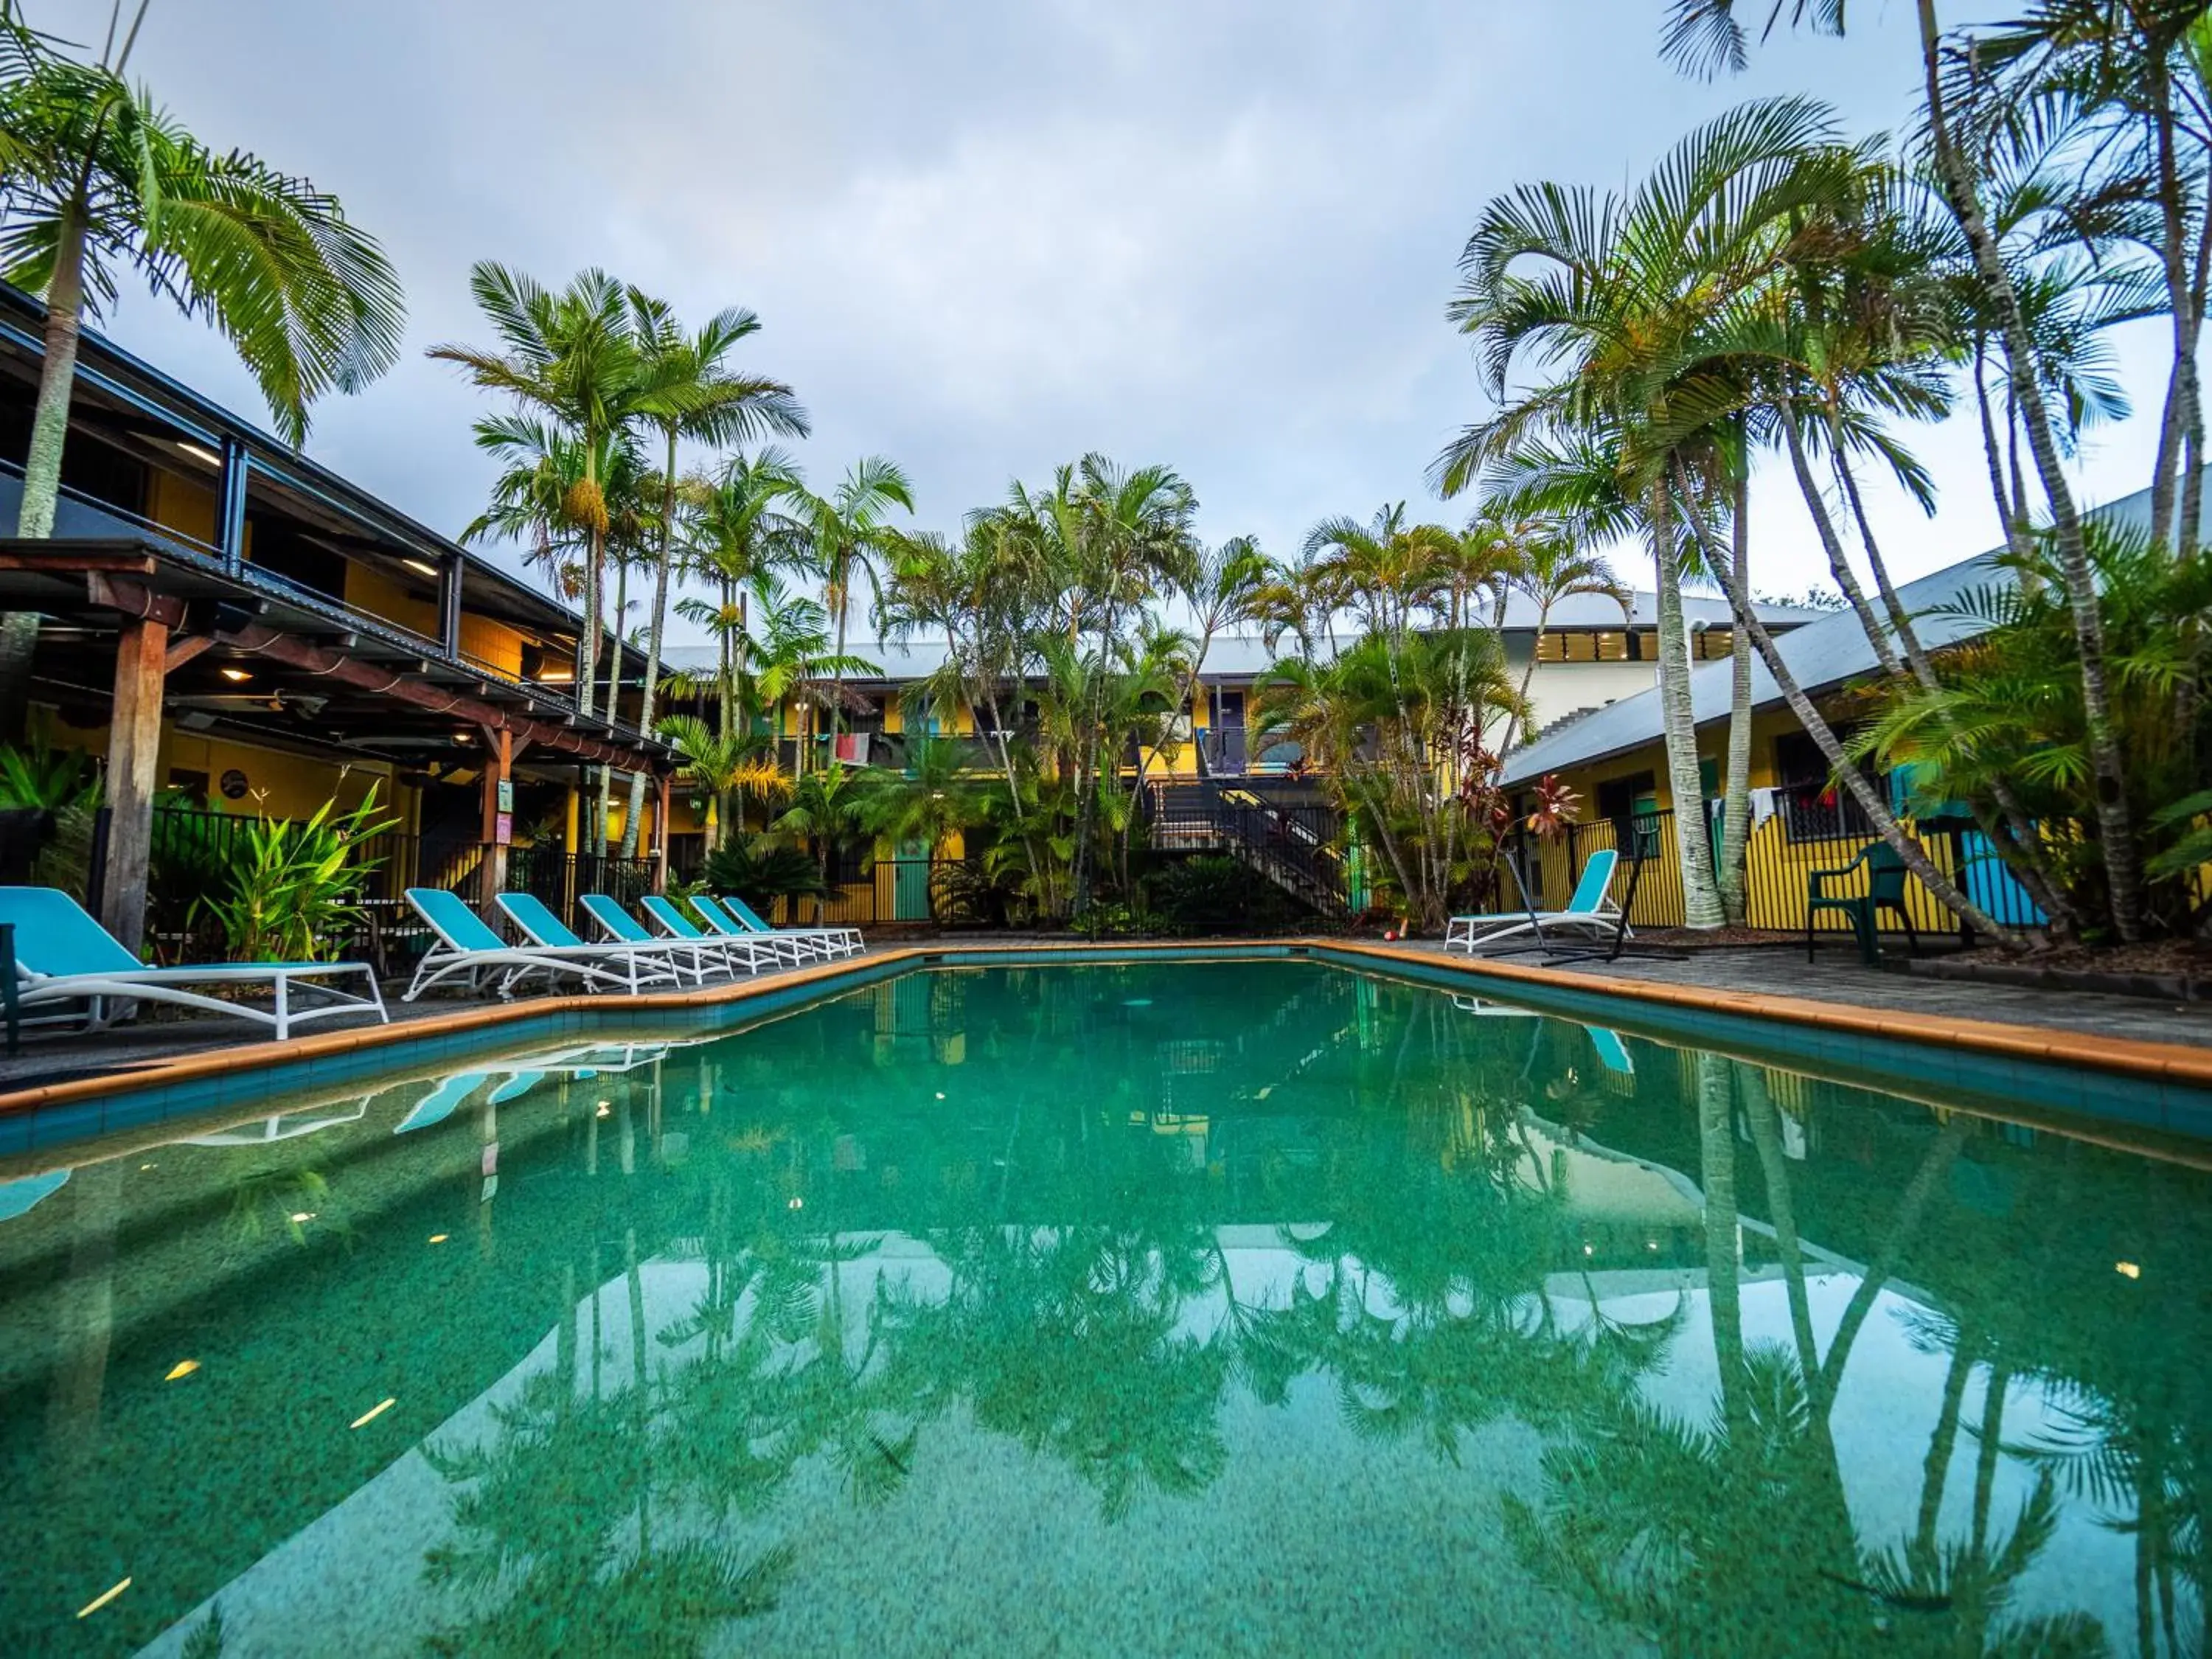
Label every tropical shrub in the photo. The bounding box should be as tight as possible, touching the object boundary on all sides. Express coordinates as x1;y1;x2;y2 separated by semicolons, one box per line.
1854;527;2212;939
197;785;396;962
0;740;100;895
1145;855;1296;936
700;835;829;911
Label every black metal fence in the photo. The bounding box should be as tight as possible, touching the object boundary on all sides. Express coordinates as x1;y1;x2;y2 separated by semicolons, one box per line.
119;807;659;967
751;858;979;928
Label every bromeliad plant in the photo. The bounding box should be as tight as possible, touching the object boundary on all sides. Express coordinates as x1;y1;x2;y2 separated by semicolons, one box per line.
198;784;397;963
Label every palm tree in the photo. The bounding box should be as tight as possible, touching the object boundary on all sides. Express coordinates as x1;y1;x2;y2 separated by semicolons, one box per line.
771;762;864;914
853;734;987;855
1658;1;2153;939
1301;505;1454;643
1041;455;1199;914
616;293;809;857
1436;102;1858;927
0;18;405;737
789;457;915;758
658;713;774;846
430;265;639;731
675;448;810;743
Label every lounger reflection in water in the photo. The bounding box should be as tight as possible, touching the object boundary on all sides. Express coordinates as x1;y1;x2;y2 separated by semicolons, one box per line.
394;1040;684;1133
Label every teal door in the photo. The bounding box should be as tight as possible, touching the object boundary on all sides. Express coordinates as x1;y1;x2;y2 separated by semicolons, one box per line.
893;839;933;920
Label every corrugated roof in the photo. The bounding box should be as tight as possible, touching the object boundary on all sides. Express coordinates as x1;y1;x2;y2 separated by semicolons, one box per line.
655;591;1822;687
1495;481;2166;787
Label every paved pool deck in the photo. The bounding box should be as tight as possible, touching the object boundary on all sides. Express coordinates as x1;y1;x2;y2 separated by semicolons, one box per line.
0;937;2205;1113
1385;939;2212;1050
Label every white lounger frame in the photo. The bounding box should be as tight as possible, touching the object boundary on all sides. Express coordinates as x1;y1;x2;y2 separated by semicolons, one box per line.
18;961;388;1042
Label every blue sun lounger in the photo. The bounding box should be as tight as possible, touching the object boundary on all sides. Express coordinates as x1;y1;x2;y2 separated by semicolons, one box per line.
494;891;710;988
0;886;387;1041
1445;849;1627;952
633;895;806;970
580;894;773;979
405;888;675;1001
700;893;861;961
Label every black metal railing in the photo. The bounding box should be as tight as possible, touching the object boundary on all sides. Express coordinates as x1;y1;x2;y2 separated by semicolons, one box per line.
1144;782;1349;914
749;858;980;928
125;807;660;967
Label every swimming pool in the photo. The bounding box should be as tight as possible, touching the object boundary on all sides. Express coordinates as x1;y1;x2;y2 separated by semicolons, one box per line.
1;958;2204;1654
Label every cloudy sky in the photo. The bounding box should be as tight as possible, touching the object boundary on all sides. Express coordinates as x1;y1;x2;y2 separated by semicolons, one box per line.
44;1;2175;638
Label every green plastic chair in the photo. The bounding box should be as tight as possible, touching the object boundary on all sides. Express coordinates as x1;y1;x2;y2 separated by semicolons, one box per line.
1806;843;1919;966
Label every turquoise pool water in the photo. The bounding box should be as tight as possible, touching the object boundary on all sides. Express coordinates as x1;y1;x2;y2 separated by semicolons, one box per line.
1;960;2205;1655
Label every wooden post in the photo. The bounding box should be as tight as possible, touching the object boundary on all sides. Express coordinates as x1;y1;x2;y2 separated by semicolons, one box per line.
100;616;169;954
653;772;671;894
478;726;511;923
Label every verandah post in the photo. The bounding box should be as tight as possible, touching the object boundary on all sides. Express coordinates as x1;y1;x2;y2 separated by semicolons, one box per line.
478;726;512;925
653;772;670;896
100;616;168;955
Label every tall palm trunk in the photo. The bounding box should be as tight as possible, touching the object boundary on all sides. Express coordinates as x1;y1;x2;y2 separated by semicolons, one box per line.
1829;422;2075;931
1781;406;1899;678
828;571;849;765
1652;483;1725;929
0;205;92;741
1675;470;2016;943
594;554;627;858
577;441;604;723
1914;0;2143;939
1719;469;1753;928
621;442;680;860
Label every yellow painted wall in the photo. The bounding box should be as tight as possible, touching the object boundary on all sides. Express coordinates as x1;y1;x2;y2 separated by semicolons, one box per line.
883;692;902;735
458;613;526;678
156;728;395;819
147;470;219;548
345;565;438;639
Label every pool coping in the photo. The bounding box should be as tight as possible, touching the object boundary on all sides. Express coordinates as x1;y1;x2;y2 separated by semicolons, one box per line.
3;934;2208;1123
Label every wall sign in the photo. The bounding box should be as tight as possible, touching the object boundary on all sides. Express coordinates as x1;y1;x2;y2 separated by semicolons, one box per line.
496;779;514;813
219;768;249;801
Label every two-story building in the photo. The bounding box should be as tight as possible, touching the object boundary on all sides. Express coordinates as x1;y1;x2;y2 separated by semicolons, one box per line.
0;283;675;955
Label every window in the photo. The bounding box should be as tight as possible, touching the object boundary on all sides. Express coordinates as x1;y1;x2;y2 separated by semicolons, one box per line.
1773;731;1877;838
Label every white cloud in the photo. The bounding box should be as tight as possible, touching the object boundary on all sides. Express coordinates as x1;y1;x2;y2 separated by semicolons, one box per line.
27;0;2188;629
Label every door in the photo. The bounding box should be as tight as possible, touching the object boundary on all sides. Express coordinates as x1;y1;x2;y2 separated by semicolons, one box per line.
892;838;933;920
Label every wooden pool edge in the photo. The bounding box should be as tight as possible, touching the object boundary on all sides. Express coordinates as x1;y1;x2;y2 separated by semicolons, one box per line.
1;936;2206;1123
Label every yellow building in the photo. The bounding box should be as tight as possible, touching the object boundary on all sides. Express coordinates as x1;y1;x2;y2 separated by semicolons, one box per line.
1492;542;2090;936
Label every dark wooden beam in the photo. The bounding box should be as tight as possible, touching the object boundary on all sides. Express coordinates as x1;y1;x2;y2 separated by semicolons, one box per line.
162;635;215;672
218;622;659;771
86;571;187;630
0;550;159;575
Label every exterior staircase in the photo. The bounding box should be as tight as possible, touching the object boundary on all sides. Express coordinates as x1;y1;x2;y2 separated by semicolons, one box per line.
1146;781;1349;916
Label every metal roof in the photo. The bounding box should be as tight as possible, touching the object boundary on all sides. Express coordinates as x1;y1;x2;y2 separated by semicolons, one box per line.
0;282;644;671
1495;483;2169;787
656;591;1823;689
